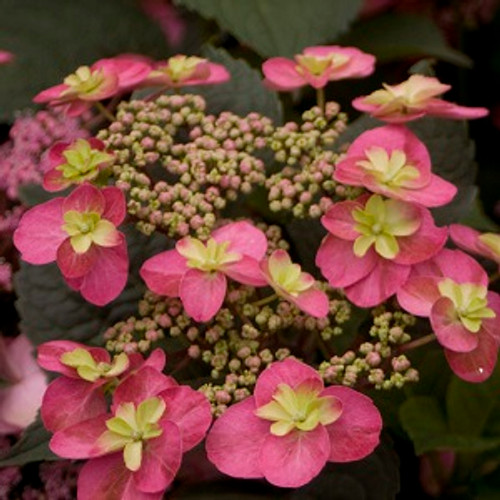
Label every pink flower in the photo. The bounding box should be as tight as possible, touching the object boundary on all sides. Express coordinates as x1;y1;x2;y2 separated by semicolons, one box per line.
262;45;375;91
0;335;47;434
49;366;212;499
38;341;166;433
144;55;230;88
140;221;267;322
13;184;129;306
334;125;456;207
140;0;187;47
206;358;382;488
449;224;500;271
33;55;152;117
352;74;489;123
316;194;447;307
260;249;329;318
43;138;114;192
397;249;500;382
0;51;13;64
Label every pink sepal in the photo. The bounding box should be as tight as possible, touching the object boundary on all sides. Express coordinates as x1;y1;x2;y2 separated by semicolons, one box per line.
291;288;330;318
262;58;309;91
102;187;127;226
62;183;105;215
397;276;441;316
322;385;382;462
140;249;187;296
223;255;268;287
93;55;153;92
57;239;100;278
212;221;268;261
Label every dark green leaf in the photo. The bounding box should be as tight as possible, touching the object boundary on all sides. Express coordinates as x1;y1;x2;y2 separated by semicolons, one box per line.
175;0;363;58
14;225;167;347
338;14;471;67
0;0;168;120
190;45;283;123
0;415;57;466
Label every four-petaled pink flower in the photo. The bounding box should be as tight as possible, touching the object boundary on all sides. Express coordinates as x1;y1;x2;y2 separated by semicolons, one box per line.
260;249;329;318
140;221;267;322
43;138;114;192
334;125;456;207
14;184;129;305
352;74;488;123
397;249;500;382
49;364;212;500
449;224;500;272
0;335;47;434
144;54;230;88
33;54;152;117
262;45;375;91
316;194;447;307
206;358;382;488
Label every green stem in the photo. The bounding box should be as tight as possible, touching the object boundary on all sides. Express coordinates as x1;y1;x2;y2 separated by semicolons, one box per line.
398;333;436;353
251;293;279;308
316;87;325;114
94;101;116;122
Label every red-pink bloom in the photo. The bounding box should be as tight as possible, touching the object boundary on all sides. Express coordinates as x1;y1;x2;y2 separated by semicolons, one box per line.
206;358;382;488
0;335;47;434
260;249;329;318
334;125;456;207
397;249;500;382
43;138;114;192
14;184;129;305
262;45;375;91
140;0;187;47
38;341;165;433
49;366;211;499
140;221;267;322
144;54;230;88
33;55;152;117
316;194;447;307
0;51;13;64
450;224;500;271
352;74;488;123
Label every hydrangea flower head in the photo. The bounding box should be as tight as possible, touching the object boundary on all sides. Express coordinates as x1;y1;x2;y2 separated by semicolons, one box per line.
145;54;230;87
263;45;375;91
206;358;382;488
352;74;488;123
43;138;114;192
334;125;457;207
14;184;128;305
261;249;329;317
316;194;447;307
397;249;500;382
140;221;267;322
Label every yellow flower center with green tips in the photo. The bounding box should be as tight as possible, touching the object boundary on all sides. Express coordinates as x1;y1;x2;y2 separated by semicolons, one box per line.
97;398;166;472
352;195;420;259
57;139;113;182
156;55;206;83
255;382;341;436
177;237;240;272
62;66;107;97
62;210;117;254
479;232;500;257
295;53;349;76
356;147;420;187
437;279;496;333
60;348;128;382
268;251;313;297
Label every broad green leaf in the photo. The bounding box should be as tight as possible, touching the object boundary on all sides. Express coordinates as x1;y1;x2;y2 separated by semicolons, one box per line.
14;225;167;347
0;415;57;466
338;14;471;67
0;0;168;120
190;45;283;124
175;0;363;58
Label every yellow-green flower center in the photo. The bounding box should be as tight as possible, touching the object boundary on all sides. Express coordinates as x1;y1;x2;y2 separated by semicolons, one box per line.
479;232;500;257
255;382;341;436
62;210;117;253
177;237;240;272
57;139;113;182
268;251;313;297
62;66;106;97
352;195;420;259
97;398;166;471
60;348;129;382
356;147;420;187
437;278;496;333
295;53;349;76
156;55;206;83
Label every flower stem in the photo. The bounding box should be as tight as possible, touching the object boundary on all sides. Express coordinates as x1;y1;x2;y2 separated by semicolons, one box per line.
94;101;116;122
399;333;436;353
316;88;325;114
251;293;279;308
